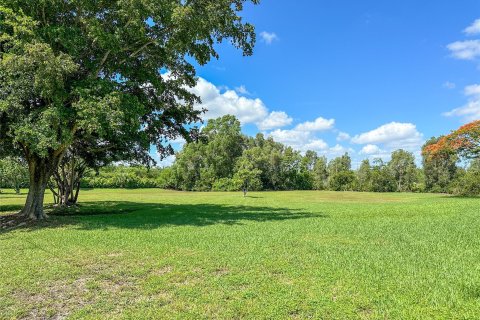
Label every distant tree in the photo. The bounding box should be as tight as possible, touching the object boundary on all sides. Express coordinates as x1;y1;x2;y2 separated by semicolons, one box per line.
173;115;245;191
312;156;328;190
280;147;303;190
0;1;258;219
233;156;262;196
298;150;318;190
450;165;480;196
370;159;396;192
173;142;206;191
328;153;355;191
388;150;417;192
424;120;480;160
422;137;458;193
0;157;28;194
357;159;372;192
203;115;245;179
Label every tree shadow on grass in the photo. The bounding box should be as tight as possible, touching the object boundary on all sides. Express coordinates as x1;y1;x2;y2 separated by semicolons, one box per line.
0;204;24;212
0;201;327;233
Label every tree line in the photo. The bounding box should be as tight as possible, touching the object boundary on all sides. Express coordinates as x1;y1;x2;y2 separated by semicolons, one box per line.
4;115;478;196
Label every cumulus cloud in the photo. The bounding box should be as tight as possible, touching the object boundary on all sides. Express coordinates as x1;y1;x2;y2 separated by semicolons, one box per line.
191;78;292;130
327;144;355;157
260;31;279;44
267;116;336;151
464;84;480;96
295;117;335;132
351;122;424;157
268;129;331;153
268;127;352;157
302;139;329;152
257;111;293;131
443;84;480;121
447;40;480;60
191;77;269;124
360;144;381;155
443;20;480;122
157;154;176;168
268;129;311;147
267;117;347;157
465;19;480;35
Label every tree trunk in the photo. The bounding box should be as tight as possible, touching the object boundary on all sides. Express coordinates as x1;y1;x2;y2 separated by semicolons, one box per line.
21;155;60;220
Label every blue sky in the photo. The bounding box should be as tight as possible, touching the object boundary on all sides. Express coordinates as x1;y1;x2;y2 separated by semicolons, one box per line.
157;0;480;167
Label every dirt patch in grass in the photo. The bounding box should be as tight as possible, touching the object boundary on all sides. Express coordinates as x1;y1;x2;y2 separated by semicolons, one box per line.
0;214;33;231
14;277;92;320
12;274;139;319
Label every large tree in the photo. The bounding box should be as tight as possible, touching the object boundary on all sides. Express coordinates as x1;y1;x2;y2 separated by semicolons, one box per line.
421;137;458;192
424;120;480;159
0;0;258;219
388;149;417;192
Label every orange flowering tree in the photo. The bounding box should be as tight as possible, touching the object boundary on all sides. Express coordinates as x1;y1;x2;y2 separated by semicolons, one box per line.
423;120;480;160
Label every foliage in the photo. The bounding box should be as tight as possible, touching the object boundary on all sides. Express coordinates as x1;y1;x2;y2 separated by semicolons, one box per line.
327;153;356;191
388;149;417;192
0;0;259;218
423;120;480;160
0;157;28;193
232;156;262;192
370;159;396;192
356;159;372;192
422;137;458;193
81;165;164;189
450;160;480;196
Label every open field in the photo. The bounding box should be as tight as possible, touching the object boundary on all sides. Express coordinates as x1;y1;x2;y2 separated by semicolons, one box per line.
1;190;480;319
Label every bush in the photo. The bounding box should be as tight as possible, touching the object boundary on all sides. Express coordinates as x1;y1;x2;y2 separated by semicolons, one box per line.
450;171;480;196
212;178;236;191
81;165;164;189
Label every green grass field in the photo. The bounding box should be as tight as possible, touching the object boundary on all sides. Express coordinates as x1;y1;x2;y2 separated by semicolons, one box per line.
1;189;480;319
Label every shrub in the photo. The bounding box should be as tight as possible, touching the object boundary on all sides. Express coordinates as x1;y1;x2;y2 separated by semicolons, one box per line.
450;171;480;196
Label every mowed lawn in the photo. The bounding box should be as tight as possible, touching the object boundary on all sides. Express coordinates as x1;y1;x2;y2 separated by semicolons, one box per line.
1;190;480;319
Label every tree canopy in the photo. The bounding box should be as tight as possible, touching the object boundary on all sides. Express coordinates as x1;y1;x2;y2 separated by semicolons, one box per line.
0;0;259;219
423;120;480;160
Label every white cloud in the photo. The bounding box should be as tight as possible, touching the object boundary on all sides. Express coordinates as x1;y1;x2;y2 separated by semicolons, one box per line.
295;117;335;132
157;155;176;168
352;122;424;151
443;81;456;89
443;84;480;122
268;127;352;157
337;132;351;141
447;40;480;60
235;85;250;95
328;144;355;156
191;77;295;131
303;139;329;152
260;31;279;44
352;122;421;144
257;111;293;130
464;84;480;97
266;115;337;153
444;100;480;121
267;120;349;157
191;77;269;125
465;19;480;35
268;129;331;153
268;129;311;147
360;144;381;155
